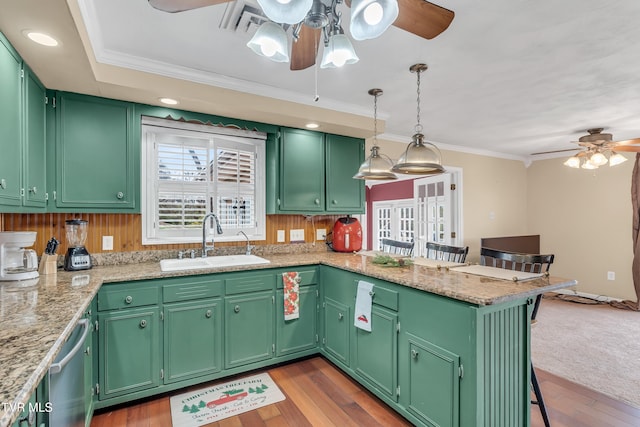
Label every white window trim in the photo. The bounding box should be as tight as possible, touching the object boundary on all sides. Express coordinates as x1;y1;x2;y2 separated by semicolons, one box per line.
141;116;267;245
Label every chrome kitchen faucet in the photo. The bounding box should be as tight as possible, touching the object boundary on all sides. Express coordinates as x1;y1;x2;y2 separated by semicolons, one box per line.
201;213;223;257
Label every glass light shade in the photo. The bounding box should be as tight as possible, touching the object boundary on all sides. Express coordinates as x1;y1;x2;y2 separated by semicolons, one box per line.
256;0;313;24
353;146;398;180
609;152;628;166
563;156;581;168
350;0;399;41
581;159;598;169
321;34;359;68
246;22;290;63
391;133;445;175
590;151;608;166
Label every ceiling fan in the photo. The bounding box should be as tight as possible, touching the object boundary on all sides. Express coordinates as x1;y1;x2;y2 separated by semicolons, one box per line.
148;0;454;71
532;128;640;169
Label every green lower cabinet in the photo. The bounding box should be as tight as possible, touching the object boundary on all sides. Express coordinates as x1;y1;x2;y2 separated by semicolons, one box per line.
323;298;350;366
98;307;161;399
352;306;398;401
224;291;274;369
164;299;222;383
276;285;318;356
406;333;460;427
84;306;95;427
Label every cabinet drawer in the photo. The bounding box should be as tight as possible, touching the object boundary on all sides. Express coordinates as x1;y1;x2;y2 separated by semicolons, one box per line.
225;273;276;295
355;280;398;311
98;284;160;311
163;278;223;303
276;268;318;288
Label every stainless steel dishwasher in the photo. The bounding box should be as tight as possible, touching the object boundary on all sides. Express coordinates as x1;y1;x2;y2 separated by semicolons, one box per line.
48;318;89;427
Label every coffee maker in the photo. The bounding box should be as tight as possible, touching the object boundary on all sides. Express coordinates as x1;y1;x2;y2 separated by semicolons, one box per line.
0;231;39;281
64;219;92;271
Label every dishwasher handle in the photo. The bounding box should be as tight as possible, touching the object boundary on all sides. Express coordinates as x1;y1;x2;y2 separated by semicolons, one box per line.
49;318;90;375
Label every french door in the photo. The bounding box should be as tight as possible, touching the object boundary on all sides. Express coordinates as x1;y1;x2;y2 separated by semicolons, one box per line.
372;199;414;251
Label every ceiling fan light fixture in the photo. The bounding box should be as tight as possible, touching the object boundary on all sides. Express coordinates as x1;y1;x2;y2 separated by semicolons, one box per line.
590;151;608;166
563;156;581;168
609;152;628;166
350;0;399;41
246;22;290;62
256;0;313;25
320;33;359;68
581;159;598;170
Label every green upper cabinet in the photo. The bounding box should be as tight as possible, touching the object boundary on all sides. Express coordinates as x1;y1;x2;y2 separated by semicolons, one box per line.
23;64;47;208
325;134;365;213
0;34;22;208
278;128;325;212
54;92;136;211
269;128;365;214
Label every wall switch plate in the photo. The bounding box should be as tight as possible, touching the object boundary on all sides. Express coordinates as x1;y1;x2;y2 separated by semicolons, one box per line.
102;236;114;251
607;271;615;281
316;228;326;240
277;230;285;243
290;229;305;243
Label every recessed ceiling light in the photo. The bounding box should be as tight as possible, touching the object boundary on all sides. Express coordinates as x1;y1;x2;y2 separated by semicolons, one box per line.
159;97;179;105
24;31;59;47
305;123;319;129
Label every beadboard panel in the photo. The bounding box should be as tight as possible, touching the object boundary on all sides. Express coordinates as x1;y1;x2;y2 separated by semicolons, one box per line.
0;213;342;255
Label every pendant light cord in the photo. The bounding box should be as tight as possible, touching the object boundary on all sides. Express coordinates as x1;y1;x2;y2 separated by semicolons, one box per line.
415;68;423;134
373;91;378;145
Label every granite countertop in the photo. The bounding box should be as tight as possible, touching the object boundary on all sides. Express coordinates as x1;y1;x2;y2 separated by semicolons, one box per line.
0;250;576;426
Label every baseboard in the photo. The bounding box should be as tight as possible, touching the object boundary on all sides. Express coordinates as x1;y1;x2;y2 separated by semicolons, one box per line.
551;288;623;303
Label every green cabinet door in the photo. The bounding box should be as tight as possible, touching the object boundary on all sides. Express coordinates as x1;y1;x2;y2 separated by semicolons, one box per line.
164;299;222;383
224;291;274;369
98;307;161;399
278;128;325;212
406;333;460;427
325;134;365;213
23;65;47;208
323;298;350;366
55;92;135;210
353;306;398;400
276;285;318;356
0;35;22;208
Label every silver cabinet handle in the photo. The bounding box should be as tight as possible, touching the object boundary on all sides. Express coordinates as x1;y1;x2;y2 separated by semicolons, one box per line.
140;319;147;328
314;198;320;205
29;186;37;194
338;312;343;320
369;291;375;297
332;199;337;204
234;305;240;313
49;319;89;375
116;191;124;199
0;179;6;189
411;349;419;359
295;277;302;284
205;310;212;318
125;295;133;304
84;346;91;356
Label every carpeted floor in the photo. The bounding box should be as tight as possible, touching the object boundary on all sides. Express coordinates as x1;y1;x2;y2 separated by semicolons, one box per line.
531;295;640;408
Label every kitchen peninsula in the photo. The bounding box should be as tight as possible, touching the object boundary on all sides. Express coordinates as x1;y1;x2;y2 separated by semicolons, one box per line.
0;251;576;427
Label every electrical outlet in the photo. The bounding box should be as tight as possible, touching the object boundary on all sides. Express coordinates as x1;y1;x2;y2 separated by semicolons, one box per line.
290;229;305;243
316;228;326;240
102;235;114;251
277;229;285;243
607;271;615;281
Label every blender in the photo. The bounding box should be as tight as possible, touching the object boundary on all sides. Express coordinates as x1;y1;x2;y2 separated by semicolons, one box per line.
64;219;92;271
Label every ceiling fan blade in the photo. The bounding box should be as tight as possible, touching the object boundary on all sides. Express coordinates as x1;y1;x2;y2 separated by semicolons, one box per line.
530;148;581;155
148;0;229;13
613;137;640;146
290;26;321;71
611;145;640;153
393;0;455;40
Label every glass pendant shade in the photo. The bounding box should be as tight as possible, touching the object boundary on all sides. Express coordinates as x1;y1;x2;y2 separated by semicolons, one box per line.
590;151;608;166
392;133;445;175
246;22;290;62
350;0;399;41
321;34;359;68
353;146;397;180
609;152;628;166
256;0;313;25
563;156;581;168
581;158;598;169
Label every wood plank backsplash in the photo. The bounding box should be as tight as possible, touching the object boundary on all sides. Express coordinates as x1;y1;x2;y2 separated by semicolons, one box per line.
0;213;342;255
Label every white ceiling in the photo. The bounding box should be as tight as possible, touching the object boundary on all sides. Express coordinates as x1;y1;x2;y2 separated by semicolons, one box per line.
2;0;640;161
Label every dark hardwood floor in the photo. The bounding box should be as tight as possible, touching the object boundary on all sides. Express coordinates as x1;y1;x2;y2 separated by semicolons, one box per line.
92;357;640;427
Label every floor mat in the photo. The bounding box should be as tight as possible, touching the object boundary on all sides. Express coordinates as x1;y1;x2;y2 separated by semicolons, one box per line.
170;372;285;426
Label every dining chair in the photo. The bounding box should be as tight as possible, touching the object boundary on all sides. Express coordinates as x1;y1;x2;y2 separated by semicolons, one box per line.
380;238;415;257
480;247;555;427
425;242;469;263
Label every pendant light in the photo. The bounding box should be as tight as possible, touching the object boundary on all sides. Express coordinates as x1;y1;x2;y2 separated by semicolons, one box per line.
392;63;445;175
353;89;397;180
350;0;399;41
246;22;290;63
